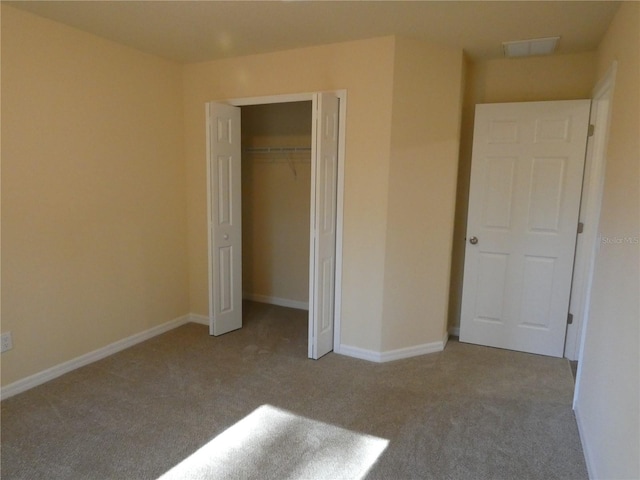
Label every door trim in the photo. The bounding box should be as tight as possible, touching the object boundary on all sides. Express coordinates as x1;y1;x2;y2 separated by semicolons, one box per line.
571;63;617;401
208;90;347;355
564;63;617;362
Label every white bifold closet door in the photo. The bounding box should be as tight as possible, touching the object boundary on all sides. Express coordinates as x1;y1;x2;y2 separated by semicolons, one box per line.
308;92;340;359
207;102;243;336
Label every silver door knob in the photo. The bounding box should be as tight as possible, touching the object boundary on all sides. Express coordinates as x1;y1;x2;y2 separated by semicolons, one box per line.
469;236;478;245
223;234;229;240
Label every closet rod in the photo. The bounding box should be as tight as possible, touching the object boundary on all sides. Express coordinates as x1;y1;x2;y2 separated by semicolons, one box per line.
243;146;311;154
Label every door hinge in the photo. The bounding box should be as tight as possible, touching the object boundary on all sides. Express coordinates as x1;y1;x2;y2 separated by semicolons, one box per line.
588;124;595;137
577;222;584;234
567;313;574;325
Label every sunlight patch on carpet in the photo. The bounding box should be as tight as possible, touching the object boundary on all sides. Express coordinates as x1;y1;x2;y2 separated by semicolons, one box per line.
157;404;389;480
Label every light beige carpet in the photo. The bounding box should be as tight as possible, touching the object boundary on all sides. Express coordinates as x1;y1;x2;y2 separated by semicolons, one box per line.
0;301;588;479
158;404;388;480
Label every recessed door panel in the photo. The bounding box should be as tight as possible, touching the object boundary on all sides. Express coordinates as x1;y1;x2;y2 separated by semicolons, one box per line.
475;253;509;324
488;120;519;144
528;157;566;233
482;157;516;229
218;246;233;313
519;256;556;329
321;152;336;235
320;257;334;333
217;117;233;143
535;117;571;143
217;156;232;226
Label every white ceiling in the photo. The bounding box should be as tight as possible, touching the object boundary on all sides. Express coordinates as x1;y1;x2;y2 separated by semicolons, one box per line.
6;1;621;63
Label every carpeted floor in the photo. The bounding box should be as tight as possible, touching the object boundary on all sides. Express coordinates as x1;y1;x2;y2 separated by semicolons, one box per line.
0;301;588;479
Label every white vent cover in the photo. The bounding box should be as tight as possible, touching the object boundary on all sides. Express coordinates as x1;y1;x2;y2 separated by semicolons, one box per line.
502;36;560;57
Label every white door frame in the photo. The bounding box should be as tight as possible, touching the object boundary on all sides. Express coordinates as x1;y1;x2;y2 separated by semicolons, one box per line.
208;90;347;355
566;63;616;370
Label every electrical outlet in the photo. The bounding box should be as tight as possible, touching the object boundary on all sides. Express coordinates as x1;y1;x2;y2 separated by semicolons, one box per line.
1;332;13;353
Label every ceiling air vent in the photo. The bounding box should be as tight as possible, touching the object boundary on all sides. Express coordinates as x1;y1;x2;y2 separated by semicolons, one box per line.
502;36;560;58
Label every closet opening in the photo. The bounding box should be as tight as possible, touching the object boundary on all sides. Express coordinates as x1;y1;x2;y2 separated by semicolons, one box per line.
240;101;313;336
206;91;346;360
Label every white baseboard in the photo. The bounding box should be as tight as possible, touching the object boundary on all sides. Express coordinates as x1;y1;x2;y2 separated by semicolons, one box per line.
243;293;309;311
339;337;447;363
0;315;192;401
337;344;383;362
188;313;209;326
574;403;596;480
449;326;460;337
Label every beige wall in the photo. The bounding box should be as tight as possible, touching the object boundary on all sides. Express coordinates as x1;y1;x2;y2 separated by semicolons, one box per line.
470;52;597;104
241;102;312;304
183;37;396;352
1;6;189;385
448;52;597;330
574;3;640;478
381;37;463;350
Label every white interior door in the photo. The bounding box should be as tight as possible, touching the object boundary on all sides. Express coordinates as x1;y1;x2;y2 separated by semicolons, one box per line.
460;100;591;357
308;92;339;359
207;102;242;336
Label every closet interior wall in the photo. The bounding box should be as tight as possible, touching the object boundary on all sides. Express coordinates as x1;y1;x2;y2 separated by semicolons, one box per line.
241;101;313;309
